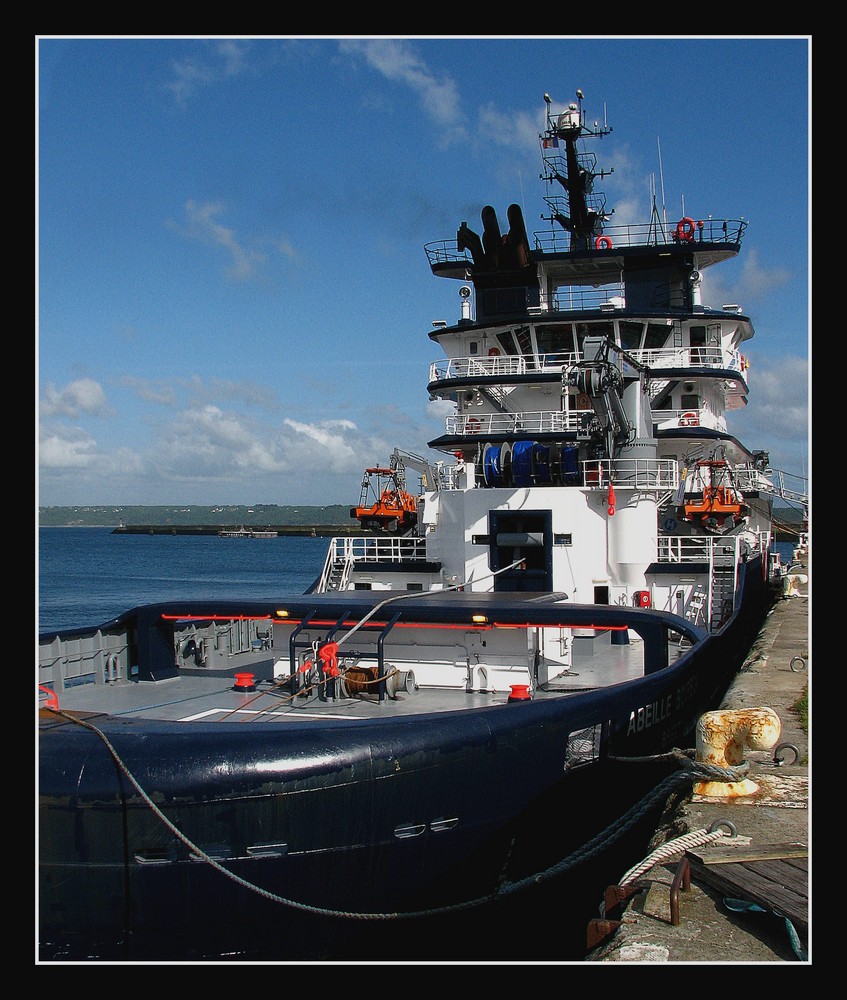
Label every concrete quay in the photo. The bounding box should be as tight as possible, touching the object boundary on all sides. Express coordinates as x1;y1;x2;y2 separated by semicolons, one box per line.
588;553;810;965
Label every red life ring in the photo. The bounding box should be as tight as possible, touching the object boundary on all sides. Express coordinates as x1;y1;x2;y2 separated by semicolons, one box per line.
678;411;700;427
488;347;500;356
676;217;696;243
466;417;481;433
595;235;613;249
39;684;59;710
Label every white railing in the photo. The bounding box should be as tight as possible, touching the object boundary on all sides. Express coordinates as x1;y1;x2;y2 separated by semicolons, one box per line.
450;407;721;439
454;454;679;491
430;352;581;382
634;346;745;374
652;409;723;432
447;411;577;435
767;469;809;511
430;347;745;385
317;536;430;591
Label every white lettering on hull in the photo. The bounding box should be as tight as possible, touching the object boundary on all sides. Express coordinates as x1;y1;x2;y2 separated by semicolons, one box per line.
627;694;673;735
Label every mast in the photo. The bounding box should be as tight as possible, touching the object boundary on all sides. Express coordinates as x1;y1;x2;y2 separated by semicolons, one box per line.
540;90;613;250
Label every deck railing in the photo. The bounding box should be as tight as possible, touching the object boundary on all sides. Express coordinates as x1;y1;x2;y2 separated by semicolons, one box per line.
424;218;747;269
429;346;745;385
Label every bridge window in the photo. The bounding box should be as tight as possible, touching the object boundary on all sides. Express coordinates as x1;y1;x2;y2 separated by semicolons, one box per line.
496;331;519;355
618;321;643;351
534;323;575;355
644;322;673;350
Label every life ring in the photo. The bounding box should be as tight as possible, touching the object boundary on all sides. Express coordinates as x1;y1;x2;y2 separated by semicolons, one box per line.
595;235;613;250
676;217;696;243
466;417;481;434
488;347;500;356
678;411;700;427
39;684;59;711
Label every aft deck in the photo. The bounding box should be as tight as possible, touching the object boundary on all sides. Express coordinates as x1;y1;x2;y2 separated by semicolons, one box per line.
39;592;700;724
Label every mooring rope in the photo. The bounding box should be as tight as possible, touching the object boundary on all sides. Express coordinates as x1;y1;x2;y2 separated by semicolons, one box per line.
331;557;525;648
616;826;732;887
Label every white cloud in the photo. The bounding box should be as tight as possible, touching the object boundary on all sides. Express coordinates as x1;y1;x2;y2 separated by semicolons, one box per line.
701;247;792;310
164;39;252;105
728;355;808;476
40;378;109;418
476;103;542;150
168;201;268;282
38;428;99;469
282;417;360;470
340;39;466;144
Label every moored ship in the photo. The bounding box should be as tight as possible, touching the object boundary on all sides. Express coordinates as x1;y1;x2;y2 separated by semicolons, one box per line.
38;88;806;961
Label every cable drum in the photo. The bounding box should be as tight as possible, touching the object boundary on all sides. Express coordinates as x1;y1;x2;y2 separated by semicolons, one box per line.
499;442;513;486
483;443;503;487
532;442;551;484
511;440;534;487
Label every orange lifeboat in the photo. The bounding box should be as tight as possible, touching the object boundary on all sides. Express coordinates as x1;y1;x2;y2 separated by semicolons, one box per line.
351;467;418;534
682;460;749;534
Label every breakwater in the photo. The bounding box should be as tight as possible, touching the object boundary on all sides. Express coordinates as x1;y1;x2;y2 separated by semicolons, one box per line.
112;524;362;536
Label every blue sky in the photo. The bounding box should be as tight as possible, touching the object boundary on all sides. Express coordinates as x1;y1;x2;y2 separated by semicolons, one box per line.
37;36;810;508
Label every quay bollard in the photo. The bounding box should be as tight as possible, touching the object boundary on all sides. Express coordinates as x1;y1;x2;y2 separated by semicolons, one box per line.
693;707;781;797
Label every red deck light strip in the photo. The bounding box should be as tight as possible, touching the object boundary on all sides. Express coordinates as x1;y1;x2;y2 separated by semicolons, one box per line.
161;615;630;631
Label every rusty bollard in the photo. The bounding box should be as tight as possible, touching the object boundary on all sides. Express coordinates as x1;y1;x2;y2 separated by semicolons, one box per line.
693;707;781;797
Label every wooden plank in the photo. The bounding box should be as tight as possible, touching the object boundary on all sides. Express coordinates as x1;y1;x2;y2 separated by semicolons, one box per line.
687;855;808;931
687;842;807;865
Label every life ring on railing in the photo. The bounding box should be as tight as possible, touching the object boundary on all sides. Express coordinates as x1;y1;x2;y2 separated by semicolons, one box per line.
39;684;59;711
676;217;696;243
678;411;700;427
488;347;500;356
595;235;613;250
466;417;482;434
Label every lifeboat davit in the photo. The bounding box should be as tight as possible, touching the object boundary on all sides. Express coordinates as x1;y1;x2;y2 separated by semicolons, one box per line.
681;460;749;534
351;467;418;534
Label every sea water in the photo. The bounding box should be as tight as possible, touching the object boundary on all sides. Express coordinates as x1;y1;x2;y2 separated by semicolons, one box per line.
37;527;329;634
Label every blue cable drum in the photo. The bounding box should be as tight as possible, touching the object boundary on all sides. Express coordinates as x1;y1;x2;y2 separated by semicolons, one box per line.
511;440;534;486
531;443;551;484
500;442;513;486
483;443;502;487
